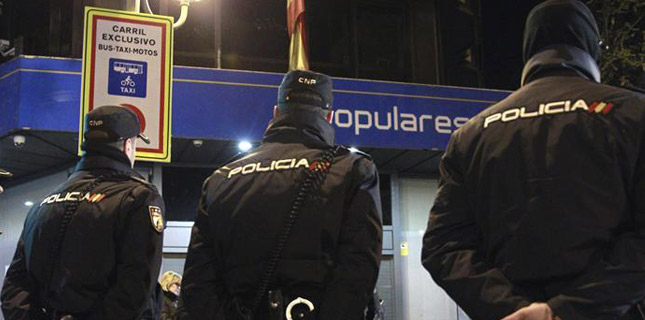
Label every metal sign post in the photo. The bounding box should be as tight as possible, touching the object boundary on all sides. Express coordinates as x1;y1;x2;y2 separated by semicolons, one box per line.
79;7;174;162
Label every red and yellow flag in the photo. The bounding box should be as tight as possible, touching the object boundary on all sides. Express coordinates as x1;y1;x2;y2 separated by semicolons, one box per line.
287;0;309;71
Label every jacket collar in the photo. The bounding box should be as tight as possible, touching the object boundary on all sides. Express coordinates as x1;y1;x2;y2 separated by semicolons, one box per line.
75;145;141;177
521;44;601;86
262;110;335;147
164;290;179;302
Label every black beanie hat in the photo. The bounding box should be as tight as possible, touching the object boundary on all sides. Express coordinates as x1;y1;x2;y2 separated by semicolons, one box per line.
523;0;601;62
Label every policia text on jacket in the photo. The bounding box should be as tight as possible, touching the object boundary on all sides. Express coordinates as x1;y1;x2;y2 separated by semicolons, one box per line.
1;0;645;319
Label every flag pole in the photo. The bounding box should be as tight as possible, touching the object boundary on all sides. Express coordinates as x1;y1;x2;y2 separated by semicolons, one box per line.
287;0;309;71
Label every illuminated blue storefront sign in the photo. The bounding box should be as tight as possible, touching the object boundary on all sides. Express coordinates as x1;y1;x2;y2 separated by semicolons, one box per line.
0;56;510;150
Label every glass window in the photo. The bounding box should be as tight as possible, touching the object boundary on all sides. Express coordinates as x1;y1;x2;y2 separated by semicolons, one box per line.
379;173;393;225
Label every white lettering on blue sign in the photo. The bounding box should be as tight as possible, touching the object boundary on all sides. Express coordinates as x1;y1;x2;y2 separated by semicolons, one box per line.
334;105;470;136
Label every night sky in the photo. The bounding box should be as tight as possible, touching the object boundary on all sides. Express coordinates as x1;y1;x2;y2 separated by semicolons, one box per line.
480;0;544;90
0;0;611;91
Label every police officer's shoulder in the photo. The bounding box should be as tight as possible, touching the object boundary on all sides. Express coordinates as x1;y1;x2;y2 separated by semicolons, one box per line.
336;146;374;163
591;81;645;98
336;145;373;161
119;180;164;233
336;146;379;182
87;170;154;191
596;83;645;108
117;175;162;203
618;84;645;95
124;182;163;218
128;175;150;186
212;151;258;178
126;175;159;193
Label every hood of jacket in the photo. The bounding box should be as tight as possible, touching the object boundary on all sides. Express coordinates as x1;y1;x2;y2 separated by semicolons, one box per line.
523;0;601;63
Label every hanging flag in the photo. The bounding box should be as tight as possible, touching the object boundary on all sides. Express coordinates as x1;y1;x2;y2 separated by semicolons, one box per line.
287;0;309;71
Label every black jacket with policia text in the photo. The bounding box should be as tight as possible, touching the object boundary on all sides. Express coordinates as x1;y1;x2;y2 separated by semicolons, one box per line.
423;0;645;318
1;147;164;320
180;111;383;320
422;45;645;320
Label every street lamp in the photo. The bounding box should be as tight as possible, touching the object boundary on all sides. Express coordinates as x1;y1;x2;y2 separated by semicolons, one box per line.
172;0;200;29
238;141;253;152
134;0;201;29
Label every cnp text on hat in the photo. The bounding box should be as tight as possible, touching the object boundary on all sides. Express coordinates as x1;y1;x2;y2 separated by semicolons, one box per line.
277;70;333;112
83;105;150;145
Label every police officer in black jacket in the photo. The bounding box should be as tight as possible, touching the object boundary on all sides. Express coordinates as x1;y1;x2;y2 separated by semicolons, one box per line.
422;1;645;319
1;105;165;320
179;70;383;320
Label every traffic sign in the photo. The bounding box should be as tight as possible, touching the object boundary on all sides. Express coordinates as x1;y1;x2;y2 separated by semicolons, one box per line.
80;7;173;162
108;58;148;98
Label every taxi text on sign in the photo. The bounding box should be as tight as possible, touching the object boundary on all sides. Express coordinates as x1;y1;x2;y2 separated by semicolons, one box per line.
79;7;173;162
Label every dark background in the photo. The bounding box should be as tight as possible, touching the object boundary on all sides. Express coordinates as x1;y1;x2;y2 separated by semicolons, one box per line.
0;0;543;215
8;0;634;222
0;0;549;90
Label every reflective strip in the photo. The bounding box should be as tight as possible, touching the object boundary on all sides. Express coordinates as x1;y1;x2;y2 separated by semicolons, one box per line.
602;103;614;114
595;102;607;113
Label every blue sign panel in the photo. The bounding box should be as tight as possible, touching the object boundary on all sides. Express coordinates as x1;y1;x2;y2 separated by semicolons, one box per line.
332;91;482;150
107;58;147;98
170;67;509;150
0;56;511;151
0;58;20;134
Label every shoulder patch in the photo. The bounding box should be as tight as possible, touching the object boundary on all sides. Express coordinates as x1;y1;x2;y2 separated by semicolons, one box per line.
148;206;164;233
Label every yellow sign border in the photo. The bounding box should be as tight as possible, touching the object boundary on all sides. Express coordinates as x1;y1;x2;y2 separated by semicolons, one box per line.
79;6;173;163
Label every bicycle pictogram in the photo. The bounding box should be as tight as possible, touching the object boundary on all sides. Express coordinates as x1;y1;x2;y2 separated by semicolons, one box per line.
120;76;136;87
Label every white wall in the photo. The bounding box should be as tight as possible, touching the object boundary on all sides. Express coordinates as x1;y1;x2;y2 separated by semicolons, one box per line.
161;254;187;277
398;177;464;320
